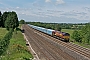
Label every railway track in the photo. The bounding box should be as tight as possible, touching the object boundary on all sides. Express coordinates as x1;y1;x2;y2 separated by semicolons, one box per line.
26;24;90;60
23;24;75;60
23;25;51;60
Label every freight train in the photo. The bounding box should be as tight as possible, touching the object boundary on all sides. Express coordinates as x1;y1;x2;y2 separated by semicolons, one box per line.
28;24;70;42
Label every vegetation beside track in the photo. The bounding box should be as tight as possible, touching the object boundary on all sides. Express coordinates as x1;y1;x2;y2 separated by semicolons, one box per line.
0;11;33;59
0;28;33;60
0;28;8;39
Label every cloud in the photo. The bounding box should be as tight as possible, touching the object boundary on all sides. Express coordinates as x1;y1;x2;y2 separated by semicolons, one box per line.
0;3;89;23
83;7;90;12
45;0;51;3
16;7;19;9
45;0;65;5
56;0;65;5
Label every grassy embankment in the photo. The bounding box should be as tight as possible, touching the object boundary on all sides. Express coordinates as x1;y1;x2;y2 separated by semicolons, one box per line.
0;28;8;39
62;29;90;49
0;27;33;60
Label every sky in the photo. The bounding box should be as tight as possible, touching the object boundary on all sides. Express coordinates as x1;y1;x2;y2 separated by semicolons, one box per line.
0;0;90;23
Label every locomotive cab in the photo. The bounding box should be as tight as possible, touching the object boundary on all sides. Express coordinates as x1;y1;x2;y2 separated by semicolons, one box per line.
62;32;70;42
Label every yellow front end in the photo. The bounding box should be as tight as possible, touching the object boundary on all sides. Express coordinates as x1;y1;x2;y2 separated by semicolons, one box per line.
63;36;70;41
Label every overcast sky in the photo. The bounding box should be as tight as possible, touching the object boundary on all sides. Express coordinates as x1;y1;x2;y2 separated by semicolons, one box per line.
0;0;90;23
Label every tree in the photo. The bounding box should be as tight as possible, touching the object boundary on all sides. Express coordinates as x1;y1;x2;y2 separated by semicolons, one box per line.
55;24;61;31
0;11;2;27
5;11;19;30
81;23;90;44
72;30;82;42
1;12;9;27
19;19;25;24
46;24;52;29
83;31;90;44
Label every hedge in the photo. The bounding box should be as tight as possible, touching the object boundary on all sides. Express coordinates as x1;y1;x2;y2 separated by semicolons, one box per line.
0;29;13;55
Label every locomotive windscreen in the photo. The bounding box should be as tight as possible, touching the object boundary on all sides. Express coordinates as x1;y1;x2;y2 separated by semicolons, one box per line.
65;33;70;36
62;32;70;36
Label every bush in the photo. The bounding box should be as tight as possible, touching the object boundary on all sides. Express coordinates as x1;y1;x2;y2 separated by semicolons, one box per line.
0;29;13;55
72;30;82;42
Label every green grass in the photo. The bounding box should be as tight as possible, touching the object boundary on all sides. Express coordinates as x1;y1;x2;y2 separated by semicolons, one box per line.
0;28;8;39
62;29;74;35
0;28;33;60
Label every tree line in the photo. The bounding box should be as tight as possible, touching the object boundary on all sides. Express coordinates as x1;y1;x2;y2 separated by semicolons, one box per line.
0;11;19;56
26;22;86;31
0;11;19;30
